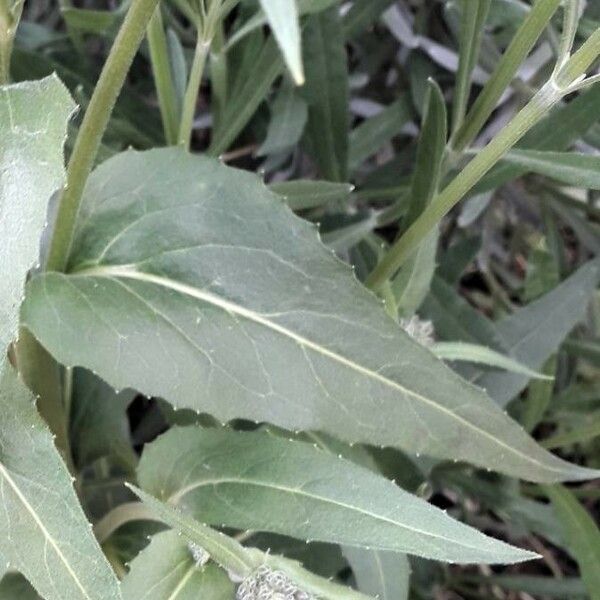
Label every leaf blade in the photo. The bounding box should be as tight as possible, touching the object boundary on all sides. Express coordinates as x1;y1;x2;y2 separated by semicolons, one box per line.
138;427;538;563
21;148;598;483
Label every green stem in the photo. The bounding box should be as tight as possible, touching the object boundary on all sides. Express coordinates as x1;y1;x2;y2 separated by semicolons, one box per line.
148;6;180;145
177;36;210;149
94;501;159;543
367;83;561;290
46;0;161;273
450;0;561;153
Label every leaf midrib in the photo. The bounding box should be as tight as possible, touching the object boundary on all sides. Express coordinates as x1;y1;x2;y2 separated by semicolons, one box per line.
164;474;521;558
71;263;571;478
0;461;93;598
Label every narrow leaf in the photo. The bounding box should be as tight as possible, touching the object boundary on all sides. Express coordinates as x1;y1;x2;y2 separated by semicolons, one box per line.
302;6;349;181
544;486;600;600
257;84;308;156
432;342;552;380
348;95;413;171
21;148;599;483
137;427;538;563
259;0;304;84
269;180;354;211
470;258;600;406
394;80;446;316
503;149;600;189
209;36;283;156
451;0;491;134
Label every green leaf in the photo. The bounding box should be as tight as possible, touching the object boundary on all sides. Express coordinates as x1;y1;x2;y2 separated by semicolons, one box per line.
137;427;537;563
269;179;354;211
348;95;413;171
131;487;371;600
342;0;396;39
21;148;598;483
431;342;551;380
259;0;304;84
476;84;600;193
0;75;121;600
544;486;600;600
69;369;136;471
451;0;491;134
208;36;283;156
122;531;234;600
0;367;122;600
0;76;73;348
503;149;600;189
471;258;600;406
227;0;338;50
302;5;349;181
257;84;308;156
450;0;561;151
393;80;446;317
0;573;41;600
129;486;257;579
342;547;410;600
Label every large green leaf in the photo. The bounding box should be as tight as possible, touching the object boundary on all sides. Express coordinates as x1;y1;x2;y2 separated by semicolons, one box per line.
0;76;72;347
137;427;536;563
259;0;304;84
302;5;349;181
0;367;122;600
21;148;598;482
122;530;234;600
544;486;600;600
0;76;121;600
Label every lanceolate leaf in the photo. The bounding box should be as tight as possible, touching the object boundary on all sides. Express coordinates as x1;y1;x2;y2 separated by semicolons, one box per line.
394;80;446;317
470;259;600;406
0;76;121;600
137;427;537;563
21;148;598;483
122;530;234;600
302;6;349;181
259;0;304;84
503;149;600;190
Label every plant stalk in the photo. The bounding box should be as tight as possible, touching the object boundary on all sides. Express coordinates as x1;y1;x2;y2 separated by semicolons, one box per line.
366;83;561;290
177;36;210;149
46;0;161;273
450;0;561;153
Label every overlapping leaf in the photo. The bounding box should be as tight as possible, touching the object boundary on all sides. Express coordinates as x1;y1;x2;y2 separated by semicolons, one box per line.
0;76;121;600
137;427;537;563
21;148;598;482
